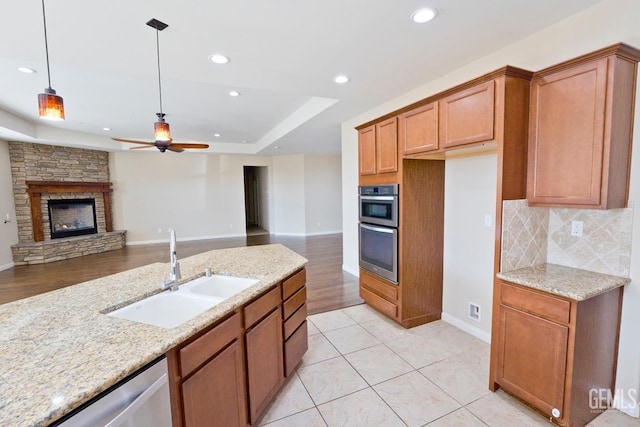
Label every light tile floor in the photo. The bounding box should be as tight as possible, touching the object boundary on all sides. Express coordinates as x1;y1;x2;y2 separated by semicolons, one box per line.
257;304;640;427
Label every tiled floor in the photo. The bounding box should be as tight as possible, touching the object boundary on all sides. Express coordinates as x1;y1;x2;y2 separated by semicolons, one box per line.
256;304;640;427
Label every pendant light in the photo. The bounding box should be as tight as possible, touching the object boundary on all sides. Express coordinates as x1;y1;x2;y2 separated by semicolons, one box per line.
147;18;171;142
37;0;64;121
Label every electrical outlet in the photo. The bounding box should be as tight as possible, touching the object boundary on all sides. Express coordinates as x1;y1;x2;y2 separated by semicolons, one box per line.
469;303;481;322
157;228;162;234
571;220;583;237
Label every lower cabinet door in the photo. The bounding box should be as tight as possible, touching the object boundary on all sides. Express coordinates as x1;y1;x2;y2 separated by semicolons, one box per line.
246;309;284;423
497;304;568;419
181;340;247;427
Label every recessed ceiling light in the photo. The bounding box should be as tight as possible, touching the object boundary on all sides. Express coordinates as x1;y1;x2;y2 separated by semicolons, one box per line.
102;127;111;131
274;145;280;149
209;54;230;64
17;66;37;74
242;140;249;144
411;7;438;23
334;75;350;84
214;133;221;137
229;90;240;97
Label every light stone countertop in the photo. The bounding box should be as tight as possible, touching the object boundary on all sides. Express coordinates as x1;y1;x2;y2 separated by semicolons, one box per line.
0;244;307;427
497;263;630;301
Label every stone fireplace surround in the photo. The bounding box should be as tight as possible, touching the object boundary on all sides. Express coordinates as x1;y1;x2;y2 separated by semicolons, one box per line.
9;142;126;265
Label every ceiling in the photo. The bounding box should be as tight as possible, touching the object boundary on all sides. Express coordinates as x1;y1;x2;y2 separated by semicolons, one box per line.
0;0;603;155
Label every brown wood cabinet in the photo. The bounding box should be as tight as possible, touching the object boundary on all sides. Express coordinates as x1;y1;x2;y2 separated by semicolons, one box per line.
358;118;399;184
440;80;495;149
493;280;623;426
282;269;308;376
527;43;640;209
167;312;247;427
182;340;248;427
401;102;439;154
167;268;307;427
246;309;284;423
358;67;532;329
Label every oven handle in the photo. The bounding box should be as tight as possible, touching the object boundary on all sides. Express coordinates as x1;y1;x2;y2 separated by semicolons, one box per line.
360;195;395;201
360;223;395;234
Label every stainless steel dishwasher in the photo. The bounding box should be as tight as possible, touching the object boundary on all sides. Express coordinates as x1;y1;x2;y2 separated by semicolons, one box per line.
53;357;172;427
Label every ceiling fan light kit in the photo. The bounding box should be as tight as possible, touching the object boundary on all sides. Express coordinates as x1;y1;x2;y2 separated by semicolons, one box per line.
154;113;171;142
111;18;209;153
38;0;65;121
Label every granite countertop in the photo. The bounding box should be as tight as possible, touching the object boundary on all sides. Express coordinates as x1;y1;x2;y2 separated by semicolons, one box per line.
497;263;631;301
0;244;307;427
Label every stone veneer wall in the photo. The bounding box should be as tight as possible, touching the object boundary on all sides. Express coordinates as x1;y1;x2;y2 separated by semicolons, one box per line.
9;142;110;243
501;199;633;277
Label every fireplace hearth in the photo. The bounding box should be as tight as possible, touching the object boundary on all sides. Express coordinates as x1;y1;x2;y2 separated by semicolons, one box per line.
48;198;98;239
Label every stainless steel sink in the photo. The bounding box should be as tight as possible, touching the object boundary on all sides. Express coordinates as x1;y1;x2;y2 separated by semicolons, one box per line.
107;274;259;328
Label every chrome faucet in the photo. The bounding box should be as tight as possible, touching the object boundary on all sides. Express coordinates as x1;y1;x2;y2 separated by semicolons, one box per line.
161;228;181;291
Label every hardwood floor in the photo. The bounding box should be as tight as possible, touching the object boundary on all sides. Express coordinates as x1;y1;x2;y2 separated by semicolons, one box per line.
0;233;362;314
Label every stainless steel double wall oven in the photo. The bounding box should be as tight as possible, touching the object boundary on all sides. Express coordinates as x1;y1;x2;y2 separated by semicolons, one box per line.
358;184;399;283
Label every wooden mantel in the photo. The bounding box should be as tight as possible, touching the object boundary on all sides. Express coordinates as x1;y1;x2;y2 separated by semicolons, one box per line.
26;181;113;242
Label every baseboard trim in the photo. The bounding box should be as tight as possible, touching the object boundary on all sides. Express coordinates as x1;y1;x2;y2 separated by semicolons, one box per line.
614;394;640;418
342;265;359;277
441;312;491;344
0;262;15;271
127;233;247;246
273;230;342;237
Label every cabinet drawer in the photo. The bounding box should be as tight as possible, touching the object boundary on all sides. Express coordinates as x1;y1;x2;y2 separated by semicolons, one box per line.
283;269;306;300
360;270;398;301
245;285;281;328
180;312;242;377
285;321;308;377
284;304;307;340
283;286;306;320
500;281;571;324
360;287;397;319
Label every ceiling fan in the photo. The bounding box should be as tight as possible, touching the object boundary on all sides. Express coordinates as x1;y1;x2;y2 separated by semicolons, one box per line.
112;19;209;153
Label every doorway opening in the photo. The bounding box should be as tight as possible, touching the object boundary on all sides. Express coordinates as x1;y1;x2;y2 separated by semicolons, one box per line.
243;166;269;236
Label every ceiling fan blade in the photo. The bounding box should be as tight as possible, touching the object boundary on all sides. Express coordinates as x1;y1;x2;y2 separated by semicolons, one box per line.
112;137;155;145
165;146;185;153
129;145;155;150
170;143;210;149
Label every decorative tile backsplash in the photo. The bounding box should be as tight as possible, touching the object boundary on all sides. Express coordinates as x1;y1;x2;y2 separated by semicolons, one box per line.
501;200;548;272
501;200;633;277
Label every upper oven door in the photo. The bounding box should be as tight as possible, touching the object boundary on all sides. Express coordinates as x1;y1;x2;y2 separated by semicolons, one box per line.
359;195;398;227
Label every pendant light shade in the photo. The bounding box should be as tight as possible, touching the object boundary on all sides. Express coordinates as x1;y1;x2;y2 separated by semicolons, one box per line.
154;113;171;141
38;0;64;121
38;88;64;121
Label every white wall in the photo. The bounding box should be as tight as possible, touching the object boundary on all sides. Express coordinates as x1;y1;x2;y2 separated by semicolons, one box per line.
304;154;342;235
442;154;497;342
0;140;18;270
110;151;273;243
341;0;640;415
271;155;306;235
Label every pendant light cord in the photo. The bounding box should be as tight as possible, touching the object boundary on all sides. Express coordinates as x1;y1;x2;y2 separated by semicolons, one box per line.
156;28;163;116
41;0;52;89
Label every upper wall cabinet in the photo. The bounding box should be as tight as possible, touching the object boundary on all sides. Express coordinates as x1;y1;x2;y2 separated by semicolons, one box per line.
358;117;399;184
401;102;439;154
439;80;495;149
527;43;640;209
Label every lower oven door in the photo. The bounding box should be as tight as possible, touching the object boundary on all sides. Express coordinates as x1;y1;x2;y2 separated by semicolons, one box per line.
359;223;398;284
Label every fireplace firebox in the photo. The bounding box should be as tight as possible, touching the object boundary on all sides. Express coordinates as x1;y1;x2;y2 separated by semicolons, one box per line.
48;199;98;239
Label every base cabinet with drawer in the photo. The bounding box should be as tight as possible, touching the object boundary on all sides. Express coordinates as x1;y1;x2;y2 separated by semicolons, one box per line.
491;280;623;426
167;268;307;427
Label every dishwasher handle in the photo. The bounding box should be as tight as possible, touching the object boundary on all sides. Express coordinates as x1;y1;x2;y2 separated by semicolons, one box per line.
104;373;168;427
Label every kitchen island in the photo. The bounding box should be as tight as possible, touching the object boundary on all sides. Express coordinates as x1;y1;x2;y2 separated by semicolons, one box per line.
0;244;307;426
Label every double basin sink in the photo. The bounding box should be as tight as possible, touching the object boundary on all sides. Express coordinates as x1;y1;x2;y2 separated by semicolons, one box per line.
108;274;259;328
